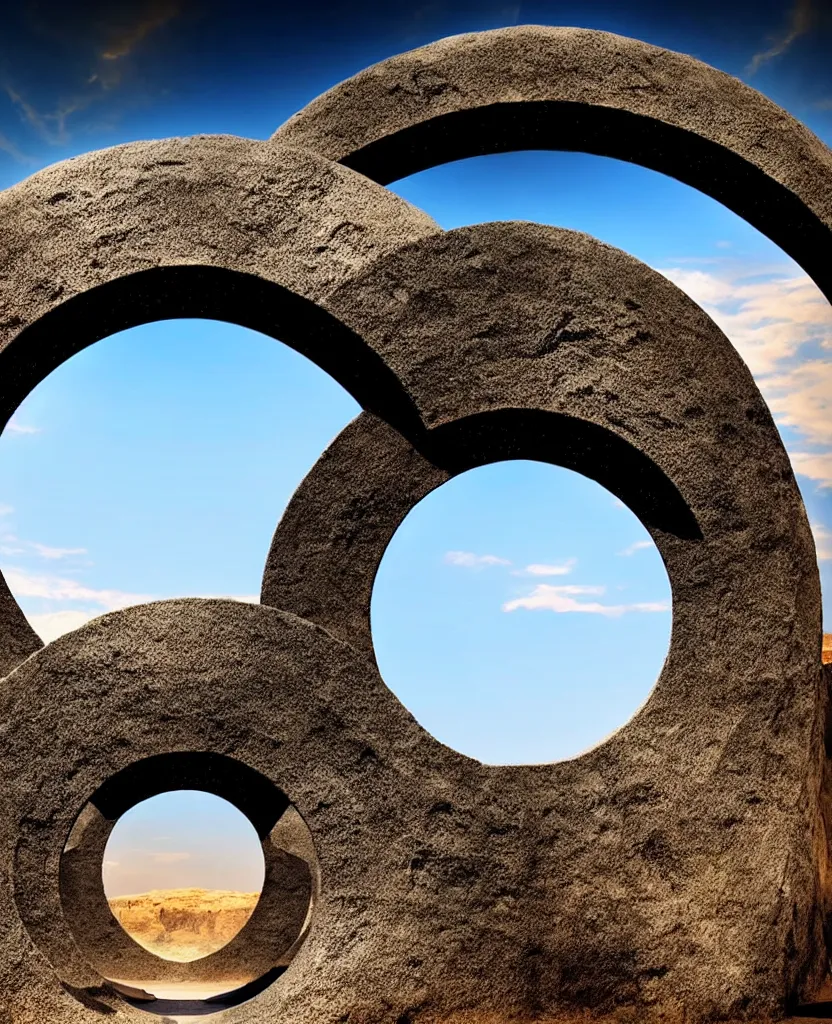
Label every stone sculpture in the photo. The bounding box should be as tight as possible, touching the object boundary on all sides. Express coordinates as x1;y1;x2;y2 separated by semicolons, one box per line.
0;24;828;1024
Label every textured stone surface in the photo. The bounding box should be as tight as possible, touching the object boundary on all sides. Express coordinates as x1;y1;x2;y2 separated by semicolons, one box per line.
273;25;832;304
260;223;826;1022
0;134;439;675
60;794;314;989
0;599;554;1024
0;22;828;1024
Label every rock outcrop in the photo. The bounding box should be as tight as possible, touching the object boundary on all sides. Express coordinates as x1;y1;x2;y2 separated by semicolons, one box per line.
107;889;259;962
823;633;832;665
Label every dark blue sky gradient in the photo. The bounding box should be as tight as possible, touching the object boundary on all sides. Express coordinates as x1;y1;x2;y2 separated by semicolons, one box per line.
1;0;831;187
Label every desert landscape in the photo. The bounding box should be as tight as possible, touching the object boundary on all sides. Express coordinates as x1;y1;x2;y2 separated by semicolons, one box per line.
108;888;260;962
824;634;832;665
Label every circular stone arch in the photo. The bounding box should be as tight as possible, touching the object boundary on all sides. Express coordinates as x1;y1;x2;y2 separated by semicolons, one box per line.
261;220;827;1012
263;221;822;706
59;752;317;996
0;599;532;1024
272;25;832;305
0;134;439;675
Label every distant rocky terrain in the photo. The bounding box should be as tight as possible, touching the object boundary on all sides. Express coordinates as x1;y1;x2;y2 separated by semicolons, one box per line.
824;633;832;665
108;888;260;962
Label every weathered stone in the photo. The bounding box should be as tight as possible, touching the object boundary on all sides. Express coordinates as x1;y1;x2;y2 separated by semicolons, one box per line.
60;787;314;990
262;224;826;1021
273;25;832;304
0;23;828;1024
0;135;439;674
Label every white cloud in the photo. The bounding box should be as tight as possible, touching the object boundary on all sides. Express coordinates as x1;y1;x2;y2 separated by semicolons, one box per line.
151;851;191;864
6;567;152;610
30;543;88;560
811;521;832;561
655;265;832;377
5;419;40;435
619;540;654;557
503;583;670;617
0;504;13;516
765;359;832;450
26;608;102;643
655;261;832;512
789;452;832;489
19;578;262;643
517;559;576;577
444;550;511;569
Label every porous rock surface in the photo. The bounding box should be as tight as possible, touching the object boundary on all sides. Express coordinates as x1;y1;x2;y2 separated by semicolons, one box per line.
273;25;832;303
0;22;829;1024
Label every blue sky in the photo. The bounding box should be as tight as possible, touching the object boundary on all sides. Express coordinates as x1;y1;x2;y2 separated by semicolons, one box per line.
102;792;265;898
2;0;831;893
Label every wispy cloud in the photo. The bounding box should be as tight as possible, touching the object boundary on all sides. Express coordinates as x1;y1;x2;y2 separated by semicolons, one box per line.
812;521;832;561
99;0;181;61
0;132;33;164
444;550;512;569
619;540;654;557
5;419;40;435
503;583;670;617
515;559;576;577
8;559;260;642
151;851;190;864
746;0;815;74
765;359;832;450
789;451;832;489
27;609;103;643
656;265;832;377
655;261;832;507
4;0;184;149
3;85;88;147
30;543;88;560
6;567;151;610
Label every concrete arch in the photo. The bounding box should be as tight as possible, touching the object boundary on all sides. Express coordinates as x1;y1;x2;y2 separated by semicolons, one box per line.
272;25;832;304
0;134;439;676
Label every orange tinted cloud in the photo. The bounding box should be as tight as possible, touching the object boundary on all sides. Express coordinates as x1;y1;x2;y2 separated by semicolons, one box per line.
100;0;182;61
747;0;815;73
3;0;185;148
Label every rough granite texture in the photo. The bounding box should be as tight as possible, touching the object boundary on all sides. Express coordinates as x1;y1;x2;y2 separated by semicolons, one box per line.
0;135;439;675
60;799;314;988
0;23;828;1024
272;25;832;304
260;223;827;1023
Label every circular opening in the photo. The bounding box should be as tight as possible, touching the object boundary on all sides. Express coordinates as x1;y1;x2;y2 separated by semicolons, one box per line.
371;460;673;765
0;316;358;645
60;753;319;1015
102;791;266;963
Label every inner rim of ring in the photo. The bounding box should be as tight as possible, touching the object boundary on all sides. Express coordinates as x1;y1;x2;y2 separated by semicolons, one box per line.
59;752;317;1016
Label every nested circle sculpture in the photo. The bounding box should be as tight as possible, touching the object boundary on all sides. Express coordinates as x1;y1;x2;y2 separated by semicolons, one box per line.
60;753;316;999
0;23;828;1024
